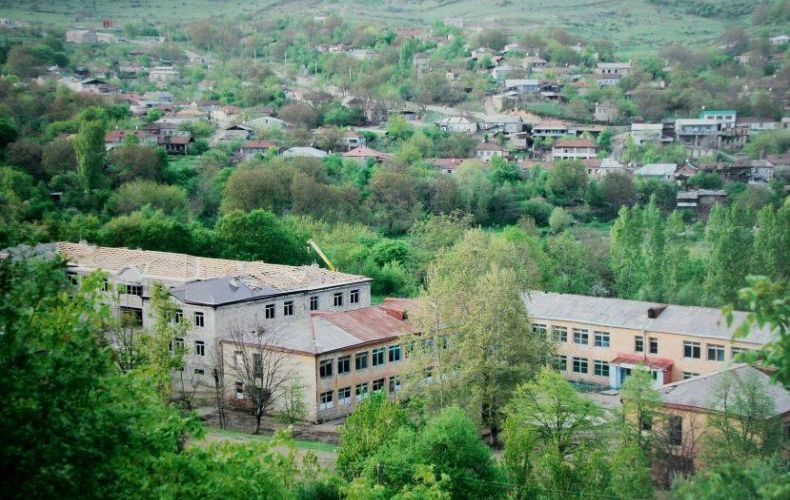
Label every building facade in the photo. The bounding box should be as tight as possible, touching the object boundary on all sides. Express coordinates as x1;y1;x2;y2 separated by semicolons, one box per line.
525;292;770;389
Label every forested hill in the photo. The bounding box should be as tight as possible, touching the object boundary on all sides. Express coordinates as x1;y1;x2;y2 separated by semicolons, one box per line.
2;0;788;52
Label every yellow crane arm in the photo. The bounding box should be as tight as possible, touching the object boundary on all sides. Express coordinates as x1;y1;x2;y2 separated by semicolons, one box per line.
307;239;336;272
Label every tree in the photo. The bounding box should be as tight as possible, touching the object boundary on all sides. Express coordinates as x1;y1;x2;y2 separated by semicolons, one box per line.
406;230;548;444
220;163;292;214
98;209;195;254
610;205;645;298
278;102;319;129
726;276;789;387
671;456;790;500
74;119;106;190
640;196;667;301
597;171;636;217
619;367;661;452
546;160;588;205
214;210;310;265
703;202;754;305
365;170;421;234
228;322;296;434
109;143;167;183
0;257;200;498
41;137;77;177
6;139;43;179
108;180;188;216
337;391;410;480
505;368;603;456
548;206;572;233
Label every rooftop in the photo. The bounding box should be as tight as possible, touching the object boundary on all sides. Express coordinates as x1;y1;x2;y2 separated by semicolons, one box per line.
634;163;677;176
525;291;772;344
659;365;790;415
26;242;369;291
475;142;508;151
343;146;390;159
554;139;597;148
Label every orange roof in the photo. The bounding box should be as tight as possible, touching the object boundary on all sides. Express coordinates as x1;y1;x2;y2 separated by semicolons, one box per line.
242;140;275;149
343;146;390;159
611;353;674;371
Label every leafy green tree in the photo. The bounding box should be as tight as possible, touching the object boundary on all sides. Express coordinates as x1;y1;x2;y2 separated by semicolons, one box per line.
406;230;548;443
597;171;636;217
108;180;188;216
619;367;661;452
74;119;106;190
548;206;572;233
0;257;200;499
109;143;168;183
546;160;588;205
640;196;667;301
751;205;789;282
337;391;410;480
610;205;645;298
98;209;196;254
215;210;310;265
672;456;790;500
703;202;755;305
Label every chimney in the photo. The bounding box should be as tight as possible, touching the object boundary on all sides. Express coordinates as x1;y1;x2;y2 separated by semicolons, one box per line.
647;305;668;319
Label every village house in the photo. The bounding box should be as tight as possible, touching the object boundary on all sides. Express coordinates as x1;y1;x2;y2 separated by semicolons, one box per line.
594;62;631;86
700;109;737;129
523;55;548;73
413;53;431;72
65;29;97;44
482;115;523;135
430;158;467;174
16;242;422;423
343;130;366;150
158;134;193;155
491;64;514;83
475;142;508;162
504;79;540;94
769;34;789;46
593;101;620;123
149;66;180;85
343;146;390;164
552;139;598;160
657;364;789;468
525;291;771;389
587;157;626;176
633;163;678;181
436;116;477;134
238;140;276;158
281;147;329;159
631;123;665;145
532;120;570;138
676;190;727;217
736;117;780;134
104;129;157;150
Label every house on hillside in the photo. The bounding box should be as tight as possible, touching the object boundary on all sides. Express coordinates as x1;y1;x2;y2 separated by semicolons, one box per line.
593;101;620;123
158;134;193;155
491;64;514;83
343;146;390;164
505;79;540;94
65;30;97;44
482;115;523;134
552;139;598;160
239;140;276;157
149;66;180;84
281;147;328;159
676;190;727;217
475;142;508;162
523;55;548;73
429;158;467;174
769;35;789;46
436;116;477;134
736;117;780;134
633;163;677;181
631;123;664;145
344;130;366;150
700;109;737;129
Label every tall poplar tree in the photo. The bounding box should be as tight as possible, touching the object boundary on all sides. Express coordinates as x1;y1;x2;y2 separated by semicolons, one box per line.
74;119;106;190
640;195;667;301
610;205;645;298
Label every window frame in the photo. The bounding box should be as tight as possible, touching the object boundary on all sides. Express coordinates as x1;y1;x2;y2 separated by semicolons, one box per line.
319;390;334;410
388;344;402;363
355;382;368;401
532;323;547;335
572;328;589;346
195;340;205;356
572;357;588;374
194;311;205;328
283;300;294;317
649;337;658;355
683;341;701;359
389;376;401;393
593;331;610;348
594;359;609;377
333;292;343;307
355;351;368;370
339;386;352;405
337;355;351;374
319;358;333;378
372;378;385;392
553;354;567;371
372;347;385;367
635;336;644;353
350;289;360;304
309;295;319;311
265;303;275;319
552;326;567;343
706;344;725;362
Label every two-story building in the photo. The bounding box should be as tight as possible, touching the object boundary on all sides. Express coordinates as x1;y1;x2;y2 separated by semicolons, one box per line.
475;142;509;162
525;291;771;389
552;139;598;160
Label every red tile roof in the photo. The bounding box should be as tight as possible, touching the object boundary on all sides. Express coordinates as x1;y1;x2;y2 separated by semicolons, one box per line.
343;146;390;159
610;353;674;371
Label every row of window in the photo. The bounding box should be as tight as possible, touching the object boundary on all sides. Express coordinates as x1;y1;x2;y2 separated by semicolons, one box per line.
169;337;205;357
552;355;610;377
539;323;750;361
319;376;401;410
319;345;402;378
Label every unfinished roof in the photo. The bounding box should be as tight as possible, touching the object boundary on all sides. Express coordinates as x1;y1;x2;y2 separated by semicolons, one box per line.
227;302;417;355
51;242;370;291
660;365;790;415
524;291;772;345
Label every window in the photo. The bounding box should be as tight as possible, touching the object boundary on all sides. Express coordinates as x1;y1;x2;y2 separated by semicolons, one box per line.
175;309;183;324
174;337;184;351
532;323;547;335
339;386;352;405
102;279;110;292
389;376;401;393
388;344;402;363
372;378;385;392
572;357;588;373
265;304;275;319
731;346;749;359
594;331;610;348
350;289;359;304
195;340;205;356
372;347;385;366
194;311;204;327
235;381;244;400
682;371;700;380
319;359;333;378
635;336;644;353
439;335;449;350
552;326;567;343
319;391;334;410
194;368;204;375
121;283;143;296
283;301;294;317
337;356;351;374
333;292;343;307
234;350;243;368
355;351;368;370
552;355;567;371
594;360;609;377
683;341;701;359
668;416;683;446
649;337;658;354
707;344;725;362
120;306;143;327
424;367;433;383
310;295;319;311
252;353;263;378
573;328;588;345
355;383;368;401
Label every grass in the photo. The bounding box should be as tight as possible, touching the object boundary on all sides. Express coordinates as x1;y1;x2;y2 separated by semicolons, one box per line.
2;0;782;54
207;427;338;453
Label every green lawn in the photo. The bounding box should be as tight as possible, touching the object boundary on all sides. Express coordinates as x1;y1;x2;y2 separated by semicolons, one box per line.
206;428;338;453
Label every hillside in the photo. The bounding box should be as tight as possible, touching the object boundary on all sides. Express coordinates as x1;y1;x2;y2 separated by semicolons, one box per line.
1;0;787;53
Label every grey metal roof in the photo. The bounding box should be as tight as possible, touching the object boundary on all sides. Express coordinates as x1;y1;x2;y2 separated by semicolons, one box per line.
524;291;772;345
634;163;677;176
659;364;790;415
170;275;282;306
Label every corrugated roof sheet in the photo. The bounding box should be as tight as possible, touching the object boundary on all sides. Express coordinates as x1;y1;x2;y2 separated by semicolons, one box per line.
524;291;772;344
660;364;790;415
